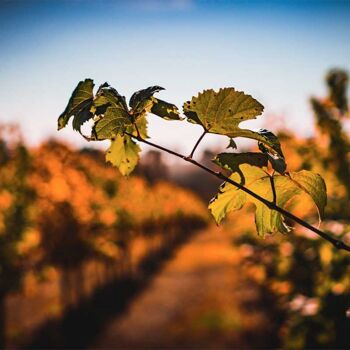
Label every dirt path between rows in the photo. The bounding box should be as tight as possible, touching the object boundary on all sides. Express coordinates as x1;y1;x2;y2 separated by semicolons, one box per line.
92;225;279;349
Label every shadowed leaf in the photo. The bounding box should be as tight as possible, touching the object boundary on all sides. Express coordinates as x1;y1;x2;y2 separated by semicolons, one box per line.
214;152;268;181
58;79;94;131
72;104;94;133
129;86;164;109
151;98;182;120
258;140;287;174
94;83;128;112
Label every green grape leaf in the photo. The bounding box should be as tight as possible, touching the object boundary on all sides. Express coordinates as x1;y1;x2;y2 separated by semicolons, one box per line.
150;98;182;120
72;104;94;133
127;115;149;139
129;86;175;122
209;164;327;236
183;88;283;157
92;107;131;140
131;98;155;120
106;134;140;176
183;88;263;130
129;86;164;109
58;79;94;130
94;83;128;112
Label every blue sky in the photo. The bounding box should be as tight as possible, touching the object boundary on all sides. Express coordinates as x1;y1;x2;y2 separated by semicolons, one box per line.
0;0;349;156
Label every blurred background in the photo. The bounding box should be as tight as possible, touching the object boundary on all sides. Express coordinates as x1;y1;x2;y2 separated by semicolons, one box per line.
0;0;350;349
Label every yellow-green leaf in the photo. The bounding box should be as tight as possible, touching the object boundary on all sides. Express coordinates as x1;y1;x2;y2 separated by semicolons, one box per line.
93;107;131;140
209;164;327;236
127;115;149;139
289;170;327;218
105;134;140;176
184;88;263;130
184;88;283;157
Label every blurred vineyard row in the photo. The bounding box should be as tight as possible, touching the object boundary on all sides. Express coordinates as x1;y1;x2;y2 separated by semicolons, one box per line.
0;126;208;347
226;69;350;349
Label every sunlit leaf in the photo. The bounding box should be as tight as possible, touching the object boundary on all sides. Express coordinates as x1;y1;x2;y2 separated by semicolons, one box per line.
209;164;327;236
183;87;262;129
105;134;140;176
131;98;155;120
288;170;327;218
92;107;131;140
183;88;283;156
58;79;94;131
127;115;149;139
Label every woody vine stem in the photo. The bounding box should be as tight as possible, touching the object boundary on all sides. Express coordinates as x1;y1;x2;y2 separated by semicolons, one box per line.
125;130;350;253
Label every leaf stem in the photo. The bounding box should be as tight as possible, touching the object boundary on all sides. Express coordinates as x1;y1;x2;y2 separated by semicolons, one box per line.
125;132;350;253
189;129;207;158
269;175;277;204
134;123;141;138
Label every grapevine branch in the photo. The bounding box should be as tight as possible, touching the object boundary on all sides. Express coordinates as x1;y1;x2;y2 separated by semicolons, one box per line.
125;131;350;253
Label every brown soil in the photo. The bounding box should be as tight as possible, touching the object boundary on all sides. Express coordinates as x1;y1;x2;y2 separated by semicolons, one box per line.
92;225;279;349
